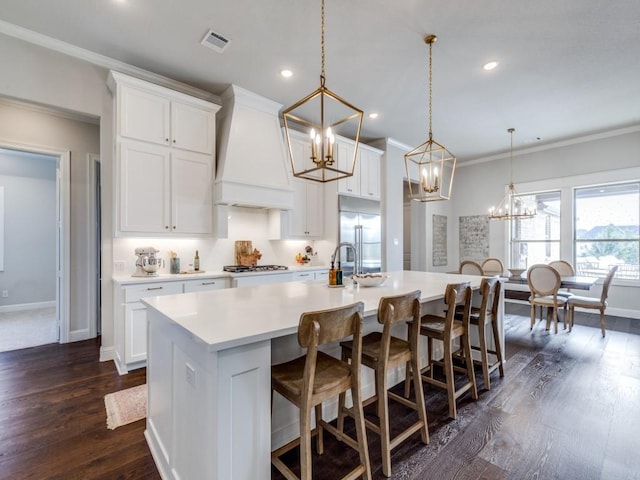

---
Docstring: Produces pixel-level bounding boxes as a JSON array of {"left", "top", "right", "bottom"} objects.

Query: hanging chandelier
[
  {"left": 282, "top": 0, "right": 363, "bottom": 183},
  {"left": 405, "top": 34, "right": 456, "bottom": 202},
  {"left": 488, "top": 128, "right": 537, "bottom": 220}
]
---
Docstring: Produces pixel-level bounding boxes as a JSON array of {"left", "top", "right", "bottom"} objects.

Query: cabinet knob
[
  {"left": 165, "top": 138, "right": 169, "bottom": 142},
  {"left": 172, "top": 226, "right": 176, "bottom": 229},
  {"left": 165, "top": 226, "right": 169, "bottom": 229},
  {"left": 173, "top": 139, "right": 176, "bottom": 144}
]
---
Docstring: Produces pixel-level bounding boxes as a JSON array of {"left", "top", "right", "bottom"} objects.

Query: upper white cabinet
[
  {"left": 108, "top": 71, "right": 221, "bottom": 235},
  {"left": 337, "top": 137, "right": 382, "bottom": 200},
  {"left": 118, "top": 79, "right": 215, "bottom": 154},
  {"left": 290, "top": 177, "right": 323, "bottom": 237},
  {"left": 270, "top": 129, "right": 324, "bottom": 239}
]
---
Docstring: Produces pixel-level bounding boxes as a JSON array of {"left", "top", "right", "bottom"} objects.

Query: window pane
[
  {"left": 511, "top": 241, "right": 560, "bottom": 269},
  {"left": 575, "top": 241, "right": 639, "bottom": 279},
  {"left": 575, "top": 183, "right": 640, "bottom": 280},
  {"left": 509, "top": 191, "right": 561, "bottom": 268}
]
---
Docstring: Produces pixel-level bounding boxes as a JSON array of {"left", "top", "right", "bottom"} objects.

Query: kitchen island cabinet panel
[{"left": 143, "top": 271, "right": 500, "bottom": 479}]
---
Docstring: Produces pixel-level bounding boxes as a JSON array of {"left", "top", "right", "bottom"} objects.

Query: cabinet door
[
  {"left": 360, "top": 148, "right": 381, "bottom": 199},
  {"left": 171, "top": 150, "right": 214, "bottom": 234},
  {"left": 171, "top": 101, "right": 215, "bottom": 154},
  {"left": 119, "top": 140, "right": 171, "bottom": 233},
  {"left": 304, "top": 180, "right": 323, "bottom": 237},
  {"left": 124, "top": 301, "right": 148, "bottom": 364},
  {"left": 337, "top": 140, "right": 360, "bottom": 196},
  {"left": 314, "top": 270, "right": 329, "bottom": 282},
  {"left": 119, "top": 85, "right": 171, "bottom": 146},
  {"left": 289, "top": 178, "right": 308, "bottom": 236}
]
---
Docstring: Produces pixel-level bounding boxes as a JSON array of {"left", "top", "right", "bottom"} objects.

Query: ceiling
[{"left": 1, "top": 0, "right": 639, "bottom": 161}]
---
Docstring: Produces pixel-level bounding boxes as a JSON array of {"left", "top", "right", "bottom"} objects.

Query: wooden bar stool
[
  {"left": 337, "top": 290, "right": 429, "bottom": 478},
  {"left": 455, "top": 277, "right": 504, "bottom": 390},
  {"left": 415, "top": 282, "right": 478, "bottom": 419},
  {"left": 271, "top": 302, "right": 371, "bottom": 480}
]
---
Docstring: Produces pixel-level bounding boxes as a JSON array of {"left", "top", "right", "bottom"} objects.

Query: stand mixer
[{"left": 132, "top": 246, "right": 164, "bottom": 277}]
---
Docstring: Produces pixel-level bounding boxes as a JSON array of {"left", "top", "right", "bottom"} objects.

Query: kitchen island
[{"left": 142, "top": 270, "right": 497, "bottom": 480}]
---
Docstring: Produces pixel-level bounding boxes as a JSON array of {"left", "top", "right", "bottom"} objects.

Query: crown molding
[
  {"left": 0, "top": 96, "right": 99, "bottom": 125},
  {"left": 460, "top": 124, "right": 640, "bottom": 168},
  {"left": 0, "top": 19, "right": 221, "bottom": 105}
]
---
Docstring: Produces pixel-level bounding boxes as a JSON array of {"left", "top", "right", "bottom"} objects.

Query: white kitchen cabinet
[
  {"left": 337, "top": 139, "right": 360, "bottom": 196},
  {"left": 290, "top": 178, "right": 323, "bottom": 238},
  {"left": 183, "top": 277, "right": 231, "bottom": 292},
  {"left": 292, "top": 269, "right": 329, "bottom": 282},
  {"left": 270, "top": 130, "right": 324, "bottom": 239},
  {"left": 233, "top": 273, "right": 294, "bottom": 288},
  {"left": 115, "top": 276, "right": 230, "bottom": 374},
  {"left": 108, "top": 71, "right": 220, "bottom": 236},
  {"left": 115, "top": 74, "right": 215, "bottom": 155},
  {"left": 337, "top": 138, "right": 382, "bottom": 200},
  {"left": 119, "top": 140, "right": 213, "bottom": 234},
  {"left": 360, "top": 147, "right": 381, "bottom": 199}
]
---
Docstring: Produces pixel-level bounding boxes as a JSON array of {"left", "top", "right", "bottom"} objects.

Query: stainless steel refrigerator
[{"left": 338, "top": 196, "right": 382, "bottom": 276}]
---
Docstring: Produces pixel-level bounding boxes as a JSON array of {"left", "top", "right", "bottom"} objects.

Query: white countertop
[{"left": 142, "top": 270, "right": 482, "bottom": 352}]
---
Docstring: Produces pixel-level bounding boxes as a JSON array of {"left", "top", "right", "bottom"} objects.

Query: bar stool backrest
[{"left": 298, "top": 302, "right": 364, "bottom": 348}]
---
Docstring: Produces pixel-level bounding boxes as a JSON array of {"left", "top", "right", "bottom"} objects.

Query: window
[
  {"left": 574, "top": 183, "right": 640, "bottom": 280},
  {"left": 510, "top": 191, "right": 561, "bottom": 269}
]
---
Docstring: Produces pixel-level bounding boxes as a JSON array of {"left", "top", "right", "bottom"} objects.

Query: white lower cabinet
[
  {"left": 115, "top": 277, "right": 231, "bottom": 374},
  {"left": 292, "top": 269, "right": 329, "bottom": 282},
  {"left": 233, "top": 273, "right": 294, "bottom": 288}
]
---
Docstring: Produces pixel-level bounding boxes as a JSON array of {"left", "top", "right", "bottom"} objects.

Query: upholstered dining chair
[
  {"left": 459, "top": 260, "right": 483, "bottom": 276},
  {"left": 481, "top": 258, "right": 505, "bottom": 276},
  {"left": 271, "top": 302, "right": 371, "bottom": 480},
  {"left": 527, "top": 264, "right": 568, "bottom": 334},
  {"left": 567, "top": 265, "right": 618, "bottom": 337},
  {"left": 548, "top": 260, "right": 576, "bottom": 297}
]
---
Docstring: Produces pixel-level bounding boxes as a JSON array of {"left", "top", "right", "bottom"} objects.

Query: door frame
[{"left": 0, "top": 139, "right": 70, "bottom": 343}]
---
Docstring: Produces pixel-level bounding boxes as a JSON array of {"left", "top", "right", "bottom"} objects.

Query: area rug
[{"left": 104, "top": 384, "right": 147, "bottom": 430}]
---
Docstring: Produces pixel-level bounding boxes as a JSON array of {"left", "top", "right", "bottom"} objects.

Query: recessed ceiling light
[
  {"left": 523, "top": 136, "right": 542, "bottom": 144},
  {"left": 368, "top": 113, "right": 379, "bottom": 119},
  {"left": 280, "top": 69, "right": 293, "bottom": 78},
  {"left": 483, "top": 61, "right": 499, "bottom": 71}
]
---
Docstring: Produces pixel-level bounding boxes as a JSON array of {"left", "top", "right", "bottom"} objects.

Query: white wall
[
  {"left": 0, "top": 34, "right": 108, "bottom": 341},
  {"left": 0, "top": 150, "right": 56, "bottom": 305},
  {"left": 449, "top": 128, "right": 640, "bottom": 318}
]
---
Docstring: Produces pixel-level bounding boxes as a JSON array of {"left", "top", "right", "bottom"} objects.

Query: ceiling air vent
[{"left": 201, "top": 29, "right": 231, "bottom": 53}]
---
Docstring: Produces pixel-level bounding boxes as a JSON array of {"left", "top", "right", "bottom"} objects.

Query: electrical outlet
[
  {"left": 1, "top": 290, "right": 8, "bottom": 298},
  {"left": 185, "top": 363, "right": 196, "bottom": 387},
  {"left": 114, "top": 261, "right": 126, "bottom": 272}
]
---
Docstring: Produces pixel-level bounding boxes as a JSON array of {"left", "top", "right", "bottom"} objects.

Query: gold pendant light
[
  {"left": 405, "top": 35, "right": 456, "bottom": 202},
  {"left": 282, "top": 0, "right": 363, "bottom": 183},
  {"left": 488, "top": 128, "right": 537, "bottom": 220}
]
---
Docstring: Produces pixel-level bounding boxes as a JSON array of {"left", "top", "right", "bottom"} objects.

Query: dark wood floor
[{"left": 1, "top": 305, "right": 638, "bottom": 479}]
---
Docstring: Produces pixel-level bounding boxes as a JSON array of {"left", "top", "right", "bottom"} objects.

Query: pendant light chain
[
  {"left": 508, "top": 127, "right": 515, "bottom": 187},
  {"left": 320, "top": 0, "right": 325, "bottom": 85},
  {"left": 428, "top": 38, "right": 433, "bottom": 141}
]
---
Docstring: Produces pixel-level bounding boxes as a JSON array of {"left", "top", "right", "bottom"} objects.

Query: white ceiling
[{"left": 1, "top": 0, "right": 639, "bottom": 161}]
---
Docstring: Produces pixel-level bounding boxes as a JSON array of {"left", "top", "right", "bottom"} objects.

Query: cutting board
[{"left": 235, "top": 240, "right": 253, "bottom": 266}]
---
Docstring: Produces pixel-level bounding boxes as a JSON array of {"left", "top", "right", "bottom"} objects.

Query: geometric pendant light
[
  {"left": 282, "top": 0, "right": 363, "bottom": 183},
  {"left": 405, "top": 34, "right": 456, "bottom": 201}
]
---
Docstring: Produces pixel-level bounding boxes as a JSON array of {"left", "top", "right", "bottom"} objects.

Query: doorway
[{"left": 0, "top": 144, "right": 70, "bottom": 350}]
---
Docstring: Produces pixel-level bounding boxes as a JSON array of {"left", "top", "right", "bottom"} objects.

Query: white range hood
[{"left": 215, "top": 84, "right": 293, "bottom": 210}]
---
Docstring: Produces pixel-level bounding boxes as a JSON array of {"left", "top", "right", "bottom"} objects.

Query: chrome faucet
[{"left": 331, "top": 242, "right": 361, "bottom": 275}]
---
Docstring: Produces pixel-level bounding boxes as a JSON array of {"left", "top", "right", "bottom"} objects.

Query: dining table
[{"left": 502, "top": 273, "right": 599, "bottom": 300}]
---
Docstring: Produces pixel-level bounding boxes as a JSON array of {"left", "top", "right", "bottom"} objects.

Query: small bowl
[
  {"left": 353, "top": 274, "right": 388, "bottom": 287},
  {"left": 508, "top": 268, "right": 526, "bottom": 278}
]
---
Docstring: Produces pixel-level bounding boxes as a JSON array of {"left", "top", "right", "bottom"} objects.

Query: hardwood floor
[{"left": 1, "top": 305, "right": 638, "bottom": 479}]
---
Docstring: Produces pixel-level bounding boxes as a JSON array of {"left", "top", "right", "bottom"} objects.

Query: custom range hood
[{"left": 215, "top": 84, "right": 293, "bottom": 210}]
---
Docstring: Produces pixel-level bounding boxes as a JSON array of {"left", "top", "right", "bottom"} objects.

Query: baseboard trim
[
  {"left": 506, "top": 299, "right": 640, "bottom": 320},
  {"left": 69, "top": 328, "right": 91, "bottom": 342},
  {"left": 0, "top": 301, "right": 56, "bottom": 313},
  {"left": 100, "top": 345, "right": 115, "bottom": 362}
]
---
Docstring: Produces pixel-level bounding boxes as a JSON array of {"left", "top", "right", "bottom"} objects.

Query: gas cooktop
[{"left": 223, "top": 265, "right": 288, "bottom": 273}]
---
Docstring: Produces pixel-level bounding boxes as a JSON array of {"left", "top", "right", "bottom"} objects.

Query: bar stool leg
[
  {"left": 377, "top": 365, "right": 392, "bottom": 477},
  {"left": 351, "top": 383, "right": 372, "bottom": 480},
  {"left": 443, "top": 339, "right": 456, "bottom": 419},
  {"left": 478, "top": 321, "right": 490, "bottom": 390},
  {"left": 490, "top": 316, "right": 505, "bottom": 378},
  {"left": 315, "top": 404, "right": 324, "bottom": 455},
  {"left": 300, "top": 408, "right": 313, "bottom": 480},
  {"left": 462, "top": 332, "right": 478, "bottom": 401}
]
